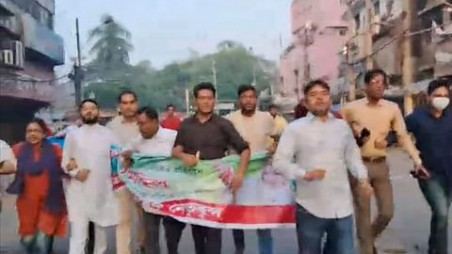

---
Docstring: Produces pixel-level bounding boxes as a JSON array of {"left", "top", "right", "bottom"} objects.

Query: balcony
[
  {"left": 21, "top": 13, "right": 64, "bottom": 66},
  {"left": 0, "top": 74, "right": 53, "bottom": 103},
  {"left": 0, "top": 14, "right": 19, "bottom": 37}
]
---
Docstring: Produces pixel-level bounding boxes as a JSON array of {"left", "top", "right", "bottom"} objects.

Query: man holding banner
[
  {"left": 171, "top": 82, "right": 251, "bottom": 254},
  {"left": 226, "top": 84, "right": 276, "bottom": 254},
  {"left": 107, "top": 90, "right": 144, "bottom": 254},
  {"left": 273, "top": 80, "right": 372, "bottom": 254},
  {"left": 122, "top": 106, "right": 177, "bottom": 254}
]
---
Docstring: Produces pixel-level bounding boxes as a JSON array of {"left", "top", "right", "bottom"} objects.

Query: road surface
[{"left": 1, "top": 149, "right": 450, "bottom": 253}]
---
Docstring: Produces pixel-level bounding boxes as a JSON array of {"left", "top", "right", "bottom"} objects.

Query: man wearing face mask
[{"left": 405, "top": 79, "right": 452, "bottom": 254}]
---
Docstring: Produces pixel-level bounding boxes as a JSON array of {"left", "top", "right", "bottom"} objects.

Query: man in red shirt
[{"left": 161, "top": 104, "right": 182, "bottom": 131}]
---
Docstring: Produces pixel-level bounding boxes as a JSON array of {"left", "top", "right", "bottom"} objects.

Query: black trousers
[
  {"left": 85, "top": 222, "right": 95, "bottom": 254},
  {"left": 163, "top": 217, "right": 186, "bottom": 254},
  {"left": 162, "top": 217, "right": 222, "bottom": 254},
  {"left": 143, "top": 213, "right": 163, "bottom": 254},
  {"left": 232, "top": 229, "right": 245, "bottom": 252},
  {"left": 191, "top": 225, "right": 222, "bottom": 254}
]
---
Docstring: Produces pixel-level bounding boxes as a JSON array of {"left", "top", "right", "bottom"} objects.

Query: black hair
[
  {"left": 268, "top": 104, "right": 278, "bottom": 110},
  {"left": 193, "top": 82, "right": 216, "bottom": 98},
  {"left": 137, "top": 106, "right": 159, "bottom": 121},
  {"left": 427, "top": 79, "right": 451, "bottom": 95},
  {"left": 118, "top": 90, "right": 138, "bottom": 103},
  {"left": 364, "top": 69, "right": 387, "bottom": 85},
  {"left": 304, "top": 79, "right": 330, "bottom": 95},
  {"left": 27, "top": 118, "right": 49, "bottom": 134},
  {"left": 79, "top": 99, "right": 99, "bottom": 111},
  {"left": 166, "top": 104, "right": 175, "bottom": 109},
  {"left": 237, "top": 84, "right": 257, "bottom": 97}
]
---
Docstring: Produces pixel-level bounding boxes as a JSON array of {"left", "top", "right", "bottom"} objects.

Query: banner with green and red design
[{"left": 111, "top": 149, "right": 296, "bottom": 229}]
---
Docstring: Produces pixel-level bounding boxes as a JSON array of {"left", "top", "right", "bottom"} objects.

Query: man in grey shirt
[{"left": 273, "top": 80, "right": 372, "bottom": 254}]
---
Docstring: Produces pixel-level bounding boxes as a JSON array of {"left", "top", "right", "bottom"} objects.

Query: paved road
[{"left": 1, "top": 149, "right": 450, "bottom": 254}]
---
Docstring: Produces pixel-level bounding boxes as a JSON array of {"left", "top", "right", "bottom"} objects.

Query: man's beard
[
  {"left": 82, "top": 116, "right": 99, "bottom": 125},
  {"left": 241, "top": 106, "right": 256, "bottom": 116}
]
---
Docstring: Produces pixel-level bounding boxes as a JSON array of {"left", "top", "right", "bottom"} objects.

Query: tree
[
  {"left": 88, "top": 14, "right": 133, "bottom": 68},
  {"left": 84, "top": 39, "right": 277, "bottom": 112}
]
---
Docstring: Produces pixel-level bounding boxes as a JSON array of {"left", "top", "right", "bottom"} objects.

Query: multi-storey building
[
  {"left": 343, "top": 0, "right": 451, "bottom": 93},
  {"left": 276, "top": 0, "right": 350, "bottom": 110},
  {"left": 0, "top": 0, "right": 64, "bottom": 143}
]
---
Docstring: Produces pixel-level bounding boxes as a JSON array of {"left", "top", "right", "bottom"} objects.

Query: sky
[{"left": 55, "top": 0, "right": 293, "bottom": 70}]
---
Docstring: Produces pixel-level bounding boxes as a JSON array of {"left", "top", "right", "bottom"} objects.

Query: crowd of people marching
[{"left": 0, "top": 69, "right": 451, "bottom": 254}]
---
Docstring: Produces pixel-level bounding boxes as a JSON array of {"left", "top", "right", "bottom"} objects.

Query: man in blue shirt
[{"left": 405, "top": 79, "right": 452, "bottom": 254}]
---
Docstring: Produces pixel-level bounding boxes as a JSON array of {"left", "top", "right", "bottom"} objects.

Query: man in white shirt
[
  {"left": 122, "top": 106, "right": 177, "bottom": 254},
  {"left": 106, "top": 90, "right": 144, "bottom": 254},
  {"left": 273, "top": 80, "right": 372, "bottom": 254},
  {"left": 62, "top": 99, "right": 120, "bottom": 254},
  {"left": 225, "top": 85, "right": 275, "bottom": 254},
  {"left": 0, "top": 139, "right": 16, "bottom": 213}
]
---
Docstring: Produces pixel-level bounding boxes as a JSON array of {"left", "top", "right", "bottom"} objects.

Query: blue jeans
[
  {"left": 20, "top": 231, "right": 53, "bottom": 254},
  {"left": 419, "top": 173, "right": 452, "bottom": 254},
  {"left": 232, "top": 229, "right": 273, "bottom": 254},
  {"left": 296, "top": 204, "right": 355, "bottom": 254}
]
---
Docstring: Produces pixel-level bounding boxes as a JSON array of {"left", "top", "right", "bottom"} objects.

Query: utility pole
[
  {"left": 73, "top": 18, "right": 83, "bottom": 106},
  {"left": 364, "top": 0, "right": 374, "bottom": 70},
  {"left": 302, "top": 25, "right": 312, "bottom": 95},
  {"left": 402, "top": 0, "right": 417, "bottom": 115},
  {"left": 344, "top": 43, "right": 356, "bottom": 101},
  {"left": 185, "top": 88, "right": 190, "bottom": 115},
  {"left": 211, "top": 59, "right": 217, "bottom": 101}
]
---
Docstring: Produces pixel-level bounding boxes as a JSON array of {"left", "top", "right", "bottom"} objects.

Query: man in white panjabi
[
  {"left": 0, "top": 139, "right": 16, "bottom": 213},
  {"left": 62, "top": 99, "right": 119, "bottom": 254}
]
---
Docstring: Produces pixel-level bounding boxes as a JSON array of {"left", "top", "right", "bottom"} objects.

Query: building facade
[
  {"left": 0, "top": 0, "right": 64, "bottom": 143},
  {"left": 276, "top": 0, "right": 350, "bottom": 110},
  {"left": 343, "top": 0, "right": 451, "bottom": 95}
]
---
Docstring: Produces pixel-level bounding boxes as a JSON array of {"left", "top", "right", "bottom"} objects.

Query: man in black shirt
[{"left": 166, "top": 82, "right": 250, "bottom": 254}]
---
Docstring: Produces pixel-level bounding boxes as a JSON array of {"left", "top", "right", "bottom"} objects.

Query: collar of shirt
[
  {"left": 305, "top": 112, "right": 335, "bottom": 122},
  {"left": 364, "top": 97, "right": 383, "bottom": 107},
  {"left": 188, "top": 113, "right": 218, "bottom": 124},
  {"left": 120, "top": 116, "right": 137, "bottom": 124},
  {"left": 142, "top": 127, "right": 165, "bottom": 141},
  {"left": 420, "top": 106, "right": 450, "bottom": 119}
]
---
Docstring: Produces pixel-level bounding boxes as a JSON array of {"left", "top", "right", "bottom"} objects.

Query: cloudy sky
[{"left": 55, "top": 0, "right": 293, "bottom": 69}]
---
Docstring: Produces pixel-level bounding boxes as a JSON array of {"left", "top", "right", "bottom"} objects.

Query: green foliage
[
  {"left": 88, "top": 14, "right": 133, "bottom": 68},
  {"left": 84, "top": 21, "right": 277, "bottom": 111}
]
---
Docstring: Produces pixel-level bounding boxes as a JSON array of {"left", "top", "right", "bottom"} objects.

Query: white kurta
[{"left": 62, "top": 124, "right": 119, "bottom": 227}]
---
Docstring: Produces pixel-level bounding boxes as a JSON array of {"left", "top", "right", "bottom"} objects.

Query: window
[
  {"left": 374, "top": 1, "right": 380, "bottom": 15},
  {"left": 354, "top": 14, "right": 360, "bottom": 30},
  {"left": 10, "top": 0, "right": 54, "bottom": 30}
]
